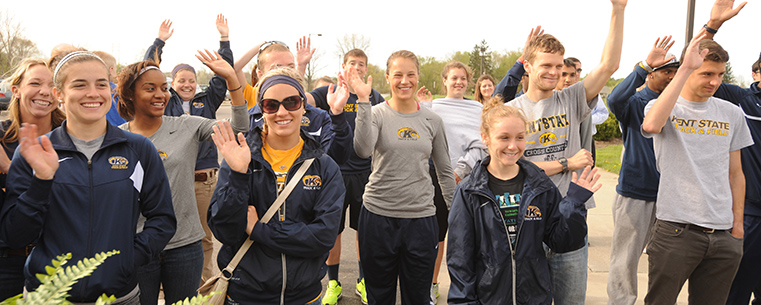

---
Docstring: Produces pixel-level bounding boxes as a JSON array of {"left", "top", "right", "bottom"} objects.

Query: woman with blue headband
[
  {"left": 116, "top": 49, "right": 248, "bottom": 305},
  {"left": 0, "top": 48, "right": 176, "bottom": 304},
  {"left": 209, "top": 67, "right": 346, "bottom": 304}
]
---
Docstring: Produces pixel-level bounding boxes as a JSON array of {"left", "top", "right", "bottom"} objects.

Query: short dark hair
[
  {"left": 563, "top": 58, "right": 576, "bottom": 68},
  {"left": 752, "top": 55, "right": 761, "bottom": 73},
  {"left": 344, "top": 49, "right": 368, "bottom": 64},
  {"left": 680, "top": 39, "right": 729, "bottom": 64}
]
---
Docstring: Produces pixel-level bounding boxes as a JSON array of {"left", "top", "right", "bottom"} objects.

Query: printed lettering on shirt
[
  {"left": 670, "top": 115, "right": 730, "bottom": 136},
  {"left": 192, "top": 102, "right": 204, "bottom": 109},
  {"left": 526, "top": 114, "right": 570, "bottom": 135},
  {"left": 301, "top": 116, "right": 311, "bottom": 127},
  {"left": 302, "top": 175, "right": 322, "bottom": 190},
  {"left": 496, "top": 192, "right": 521, "bottom": 245},
  {"left": 108, "top": 156, "right": 129, "bottom": 169},
  {"left": 343, "top": 103, "right": 356, "bottom": 113},
  {"left": 397, "top": 127, "right": 419, "bottom": 140}
]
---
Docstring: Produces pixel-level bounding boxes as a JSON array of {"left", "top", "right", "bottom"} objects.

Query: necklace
[{"left": 263, "top": 143, "right": 299, "bottom": 171}]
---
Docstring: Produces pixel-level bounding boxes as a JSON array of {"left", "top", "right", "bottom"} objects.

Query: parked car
[{"left": 0, "top": 79, "right": 12, "bottom": 110}]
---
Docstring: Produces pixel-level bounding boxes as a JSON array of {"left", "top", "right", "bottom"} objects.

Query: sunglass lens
[
  {"left": 262, "top": 99, "right": 279, "bottom": 113},
  {"left": 282, "top": 96, "right": 302, "bottom": 111}
]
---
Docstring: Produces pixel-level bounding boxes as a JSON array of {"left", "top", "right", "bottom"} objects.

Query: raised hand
[
  {"left": 158, "top": 19, "right": 174, "bottom": 42},
  {"left": 610, "top": 0, "right": 627, "bottom": 9},
  {"left": 18, "top": 123, "right": 58, "bottom": 180},
  {"left": 196, "top": 49, "right": 235, "bottom": 79},
  {"left": 216, "top": 14, "right": 229, "bottom": 38},
  {"left": 296, "top": 36, "right": 316, "bottom": 67},
  {"left": 710, "top": 0, "right": 746, "bottom": 24},
  {"left": 327, "top": 73, "right": 350, "bottom": 115},
  {"left": 245, "top": 205, "right": 260, "bottom": 236},
  {"left": 521, "top": 25, "right": 544, "bottom": 60},
  {"left": 645, "top": 35, "right": 676, "bottom": 68},
  {"left": 346, "top": 68, "right": 372, "bottom": 100},
  {"left": 682, "top": 28, "right": 710, "bottom": 71},
  {"left": 416, "top": 86, "right": 432, "bottom": 102},
  {"left": 568, "top": 149, "right": 594, "bottom": 171},
  {"left": 571, "top": 166, "right": 602, "bottom": 193},
  {"left": 211, "top": 120, "right": 251, "bottom": 174}
]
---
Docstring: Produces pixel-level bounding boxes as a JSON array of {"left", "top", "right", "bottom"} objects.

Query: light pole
[{"left": 685, "top": 0, "right": 696, "bottom": 49}]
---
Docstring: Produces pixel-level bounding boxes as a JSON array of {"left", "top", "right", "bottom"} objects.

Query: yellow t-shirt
[
  {"left": 262, "top": 139, "right": 304, "bottom": 221},
  {"left": 244, "top": 83, "right": 257, "bottom": 109}
]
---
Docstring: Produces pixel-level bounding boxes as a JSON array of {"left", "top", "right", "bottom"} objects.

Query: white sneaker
[{"left": 430, "top": 283, "right": 439, "bottom": 305}]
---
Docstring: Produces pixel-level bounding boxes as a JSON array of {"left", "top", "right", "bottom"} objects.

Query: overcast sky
[{"left": 5, "top": 0, "right": 758, "bottom": 85}]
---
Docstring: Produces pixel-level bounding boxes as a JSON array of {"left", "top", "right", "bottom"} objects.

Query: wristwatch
[{"left": 558, "top": 157, "right": 569, "bottom": 173}]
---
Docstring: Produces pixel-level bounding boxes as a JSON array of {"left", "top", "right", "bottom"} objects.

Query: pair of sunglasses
[{"left": 261, "top": 95, "right": 303, "bottom": 114}]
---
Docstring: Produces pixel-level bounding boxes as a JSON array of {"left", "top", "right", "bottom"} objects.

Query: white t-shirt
[{"left": 643, "top": 96, "right": 753, "bottom": 229}]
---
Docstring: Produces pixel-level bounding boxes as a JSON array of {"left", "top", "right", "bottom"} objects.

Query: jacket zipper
[
  {"left": 277, "top": 160, "right": 302, "bottom": 305},
  {"left": 479, "top": 188, "right": 533, "bottom": 305},
  {"left": 78, "top": 158, "right": 94, "bottom": 298}
]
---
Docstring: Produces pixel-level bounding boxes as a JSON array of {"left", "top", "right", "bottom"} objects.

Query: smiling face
[
  {"left": 342, "top": 56, "right": 368, "bottom": 79},
  {"left": 11, "top": 64, "right": 57, "bottom": 120},
  {"left": 684, "top": 60, "right": 725, "bottom": 102},
  {"left": 263, "top": 83, "right": 303, "bottom": 143},
  {"left": 444, "top": 67, "right": 468, "bottom": 99},
  {"left": 526, "top": 51, "right": 564, "bottom": 93},
  {"left": 172, "top": 70, "right": 197, "bottom": 101},
  {"left": 54, "top": 60, "right": 111, "bottom": 127},
  {"left": 133, "top": 69, "right": 169, "bottom": 119},
  {"left": 479, "top": 79, "right": 495, "bottom": 99},
  {"left": 482, "top": 115, "right": 526, "bottom": 170},
  {"left": 385, "top": 57, "right": 419, "bottom": 101},
  {"left": 555, "top": 65, "right": 578, "bottom": 90}
]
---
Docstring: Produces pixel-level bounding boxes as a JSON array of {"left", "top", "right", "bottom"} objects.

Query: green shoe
[
  {"left": 355, "top": 278, "right": 368, "bottom": 305},
  {"left": 322, "top": 280, "right": 342, "bottom": 305}
]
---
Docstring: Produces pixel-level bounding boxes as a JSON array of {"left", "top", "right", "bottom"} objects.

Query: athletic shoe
[
  {"left": 322, "top": 280, "right": 342, "bottom": 305},
  {"left": 430, "top": 283, "right": 439, "bottom": 304},
  {"left": 355, "top": 278, "right": 368, "bottom": 305}
]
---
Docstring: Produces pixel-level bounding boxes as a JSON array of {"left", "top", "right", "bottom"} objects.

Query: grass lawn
[{"left": 595, "top": 143, "right": 623, "bottom": 175}]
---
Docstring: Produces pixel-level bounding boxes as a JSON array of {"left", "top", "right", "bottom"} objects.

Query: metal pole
[{"left": 685, "top": 0, "right": 696, "bottom": 49}]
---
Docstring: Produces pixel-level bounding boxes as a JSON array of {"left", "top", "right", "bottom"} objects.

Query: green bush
[{"left": 594, "top": 112, "right": 622, "bottom": 141}]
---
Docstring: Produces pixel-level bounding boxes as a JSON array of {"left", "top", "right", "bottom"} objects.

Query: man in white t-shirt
[{"left": 641, "top": 32, "right": 753, "bottom": 305}]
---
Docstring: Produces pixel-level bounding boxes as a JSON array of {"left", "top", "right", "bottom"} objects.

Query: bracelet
[
  {"left": 221, "top": 35, "right": 229, "bottom": 39},
  {"left": 703, "top": 24, "right": 718, "bottom": 34},
  {"left": 639, "top": 61, "right": 653, "bottom": 73},
  {"left": 228, "top": 85, "right": 242, "bottom": 92}
]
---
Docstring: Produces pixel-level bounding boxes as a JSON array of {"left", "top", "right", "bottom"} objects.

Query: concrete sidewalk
[{"left": 319, "top": 169, "right": 692, "bottom": 304}]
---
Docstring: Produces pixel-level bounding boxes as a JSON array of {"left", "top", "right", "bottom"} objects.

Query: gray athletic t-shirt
[
  {"left": 507, "top": 81, "right": 596, "bottom": 208},
  {"left": 643, "top": 96, "right": 753, "bottom": 229}
]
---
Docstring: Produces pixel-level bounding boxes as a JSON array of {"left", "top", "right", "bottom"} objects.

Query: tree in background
[
  {"left": 468, "top": 40, "right": 493, "bottom": 78},
  {"left": 305, "top": 50, "right": 327, "bottom": 91},
  {"left": 367, "top": 63, "right": 389, "bottom": 94},
  {"left": 0, "top": 10, "right": 40, "bottom": 76},
  {"left": 723, "top": 61, "right": 738, "bottom": 85},
  {"left": 419, "top": 56, "right": 447, "bottom": 96},
  {"left": 335, "top": 33, "right": 371, "bottom": 59}
]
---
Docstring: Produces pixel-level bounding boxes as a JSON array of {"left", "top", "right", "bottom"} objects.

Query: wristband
[
  {"left": 703, "top": 24, "right": 718, "bottom": 34},
  {"left": 639, "top": 61, "right": 654, "bottom": 73},
  {"left": 221, "top": 35, "right": 229, "bottom": 38},
  {"left": 228, "top": 85, "right": 242, "bottom": 92}
]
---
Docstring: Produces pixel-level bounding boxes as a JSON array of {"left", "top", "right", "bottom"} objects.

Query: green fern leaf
[
  {"left": 22, "top": 250, "right": 119, "bottom": 305},
  {"left": 94, "top": 294, "right": 116, "bottom": 305}
]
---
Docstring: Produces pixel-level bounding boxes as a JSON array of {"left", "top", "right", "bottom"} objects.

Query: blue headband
[
  {"left": 171, "top": 64, "right": 195, "bottom": 78},
  {"left": 257, "top": 75, "right": 306, "bottom": 104}
]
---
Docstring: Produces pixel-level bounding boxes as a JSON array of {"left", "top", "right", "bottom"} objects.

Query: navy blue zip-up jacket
[
  {"left": 714, "top": 82, "right": 761, "bottom": 216},
  {"left": 447, "top": 157, "right": 590, "bottom": 305},
  {"left": 606, "top": 65, "right": 660, "bottom": 201},
  {"left": 145, "top": 38, "right": 233, "bottom": 170},
  {"left": 208, "top": 128, "right": 344, "bottom": 304},
  {"left": 248, "top": 102, "right": 351, "bottom": 164},
  {"left": 0, "top": 122, "right": 176, "bottom": 302},
  {"left": 494, "top": 61, "right": 524, "bottom": 103}
]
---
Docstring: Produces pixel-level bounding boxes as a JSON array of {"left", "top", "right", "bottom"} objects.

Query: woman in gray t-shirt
[{"left": 349, "top": 50, "right": 456, "bottom": 304}]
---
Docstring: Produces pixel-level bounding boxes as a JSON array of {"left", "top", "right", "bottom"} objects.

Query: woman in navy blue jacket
[
  {"left": 446, "top": 97, "right": 600, "bottom": 305},
  {"left": 0, "top": 49, "right": 175, "bottom": 303},
  {"left": 209, "top": 67, "right": 346, "bottom": 304}
]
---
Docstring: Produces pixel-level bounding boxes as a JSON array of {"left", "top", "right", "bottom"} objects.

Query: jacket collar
[
  {"left": 463, "top": 156, "right": 555, "bottom": 196},
  {"left": 49, "top": 120, "right": 129, "bottom": 152},
  {"left": 245, "top": 125, "right": 324, "bottom": 162}
]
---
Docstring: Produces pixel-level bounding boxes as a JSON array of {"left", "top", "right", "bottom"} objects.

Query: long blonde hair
[{"left": 2, "top": 58, "right": 66, "bottom": 146}]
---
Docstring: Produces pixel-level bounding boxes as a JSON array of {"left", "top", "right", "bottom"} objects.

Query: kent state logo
[
  {"left": 192, "top": 102, "right": 204, "bottom": 109},
  {"left": 301, "top": 116, "right": 311, "bottom": 127},
  {"left": 302, "top": 175, "right": 322, "bottom": 190},
  {"left": 157, "top": 150, "right": 167, "bottom": 160},
  {"left": 397, "top": 128, "right": 419, "bottom": 140},
  {"left": 538, "top": 132, "right": 557, "bottom": 145},
  {"left": 525, "top": 205, "right": 542, "bottom": 221},
  {"left": 108, "top": 156, "right": 129, "bottom": 169}
]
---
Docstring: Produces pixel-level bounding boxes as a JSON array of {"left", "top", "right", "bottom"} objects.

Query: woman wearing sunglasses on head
[
  {"left": 116, "top": 49, "right": 248, "bottom": 305},
  {"left": 209, "top": 67, "right": 346, "bottom": 305}
]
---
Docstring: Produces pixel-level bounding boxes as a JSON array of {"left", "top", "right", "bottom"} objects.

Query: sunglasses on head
[
  {"left": 261, "top": 95, "right": 303, "bottom": 114},
  {"left": 259, "top": 41, "right": 289, "bottom": 53}
]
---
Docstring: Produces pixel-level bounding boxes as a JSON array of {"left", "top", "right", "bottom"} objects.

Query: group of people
[{"left": 0, "top": 0, "right": 759, "bottom": 304}]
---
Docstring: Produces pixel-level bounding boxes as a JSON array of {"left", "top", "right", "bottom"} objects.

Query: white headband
[
  {"left": 138, "top": 65, "right": 160, "bottom": 77},
  {"left": 52, "top": 51, "right": 106, "bottom": 83}
]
